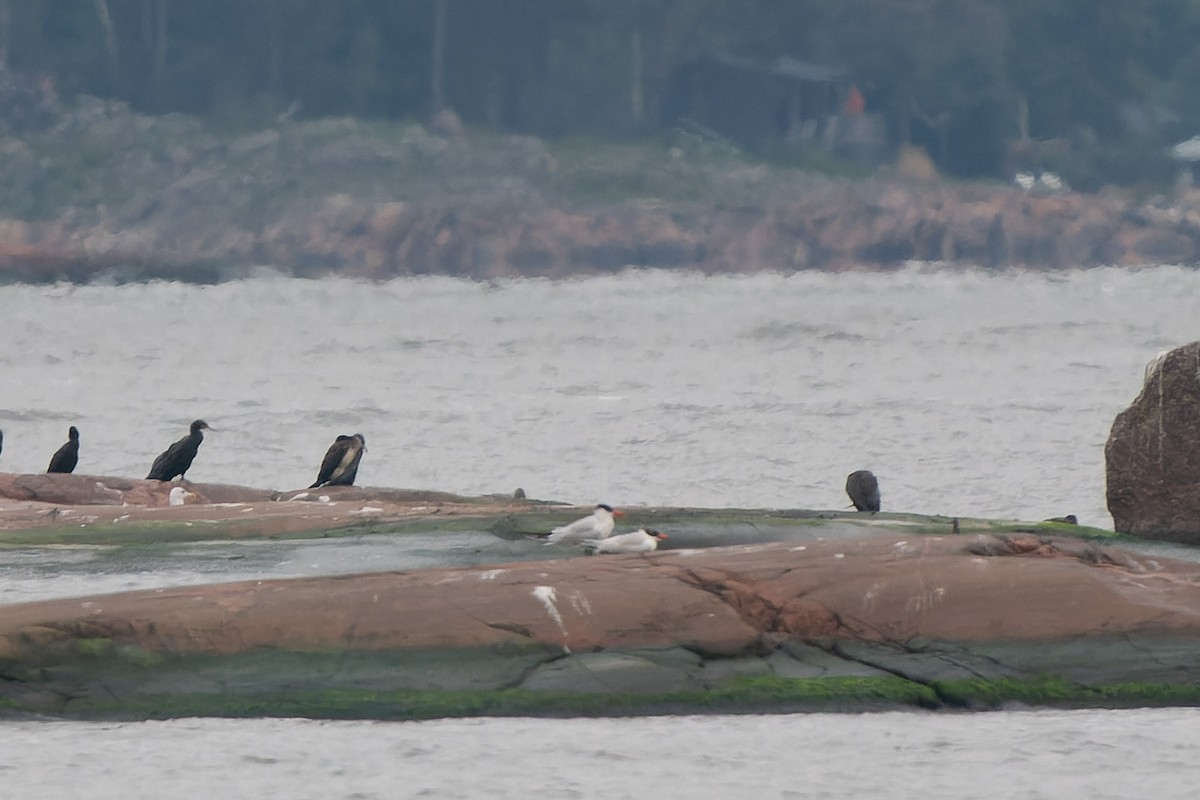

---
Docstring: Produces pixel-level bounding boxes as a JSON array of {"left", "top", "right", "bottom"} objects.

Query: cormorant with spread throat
[
  {"left": 47, "top": 425, "right": 80, "bottom": 473},
  {"left": 146, "top": 419, "right": 212, "bottom": 481},
  {"left": 310, "top": 433, "right": 366, "bottom": 488}
]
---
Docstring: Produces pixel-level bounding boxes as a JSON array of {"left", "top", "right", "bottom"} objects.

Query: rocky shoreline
[
  {"left": 2, "top": 473, "right": 1200, "bottom": 720},
  {"left": 2, "top": 96, "right": 1200, "bottom": 282}
]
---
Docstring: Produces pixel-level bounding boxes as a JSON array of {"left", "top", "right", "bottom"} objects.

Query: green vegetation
[
  {"left": 0, "top": 505, "right": 1111, "bottom": 547},
  {"left": 74, "top": 638, "right": 163, "bottom": 667},
  {"left": 3, "top": 1, "right": 1200, "bottom": 185},
  {"left": 993, "top": 520, "right": 1119, "bottom": 539},
  {"left": 42, "top": 674, "right": 1200, "bottom": 721},
  {"left": 0, "top": 517, "right": 390, "bottom": 547},
  {"left": 931, "top": 676, "right": 1200, "bottom": 709},
  {"left": 544, "top": 137, "right": 721, "bottom": 205},
  {"left": 63, "top": 676, "right": 936, "bottom": 720}
]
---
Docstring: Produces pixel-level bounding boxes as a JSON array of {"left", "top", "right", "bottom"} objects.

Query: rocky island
[{"left": 1, "top": 466, "right": 1199, "bottom": 721}]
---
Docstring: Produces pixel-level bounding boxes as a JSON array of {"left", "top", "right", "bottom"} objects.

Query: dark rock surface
[
  {"left": 0, "top": 472, "right": 279, "bottom": 507},
  {"left": 1106, "top": 341, "right": 1200, "bottom": 542},
  {"left": 0, "top": 471, "right": 532, "bottom": 539},
  {"left": 0, "top": 470, "right": 990, "bottom": 545}
]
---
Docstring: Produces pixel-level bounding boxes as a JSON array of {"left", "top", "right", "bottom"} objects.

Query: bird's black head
[
  {"left": 597, "top": 503, "right": 614, "bottom": 512},
  {"left": 191, "top": 419, "right": 211, "bottom": 433},
  {"left": 68, "top": 426, "right": 79, "bottom": 440}
]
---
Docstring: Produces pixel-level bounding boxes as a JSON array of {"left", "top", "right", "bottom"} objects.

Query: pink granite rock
[{"left": 2, "top": 534, "right": 1197, "bottom": 665}]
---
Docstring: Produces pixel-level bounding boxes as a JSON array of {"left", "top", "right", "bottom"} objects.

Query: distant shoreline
[{"left": 1, "top": 97, "right": 1200, "bottom": 284}]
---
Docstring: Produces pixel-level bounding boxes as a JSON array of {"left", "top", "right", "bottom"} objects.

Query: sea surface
[
  {"left": 2, "top": 265, "right": 1200, "bottom": 797},
  {"left": 3, "top": 709, "right": 1200, "bottom": 799},
  {"left": 4, "top": 265, "right": 1197, "bottom": 524}
]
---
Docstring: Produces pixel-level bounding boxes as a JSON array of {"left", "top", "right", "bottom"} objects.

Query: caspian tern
[
  {"left": 582, "top": 528, "right": 668, "bottom": 554},
  {"left": 544, "top": 503, "right": 624, "bottom": 545}
]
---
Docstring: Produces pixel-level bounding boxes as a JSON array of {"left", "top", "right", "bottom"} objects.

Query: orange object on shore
[{"left": 844, "top": 84, "right": 865, "bottom": 115}]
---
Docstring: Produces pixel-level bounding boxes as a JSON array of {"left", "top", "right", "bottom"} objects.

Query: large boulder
[{"left": 1106, "top": 342, "right": 1200, "bottom": 541}]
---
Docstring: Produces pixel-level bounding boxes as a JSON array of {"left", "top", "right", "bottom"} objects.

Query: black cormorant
[
  {"left": 310, "top": 433, "right": 366, "bottom": 488},
  {"left": 845, "top": 469, "right": 881, "bottom": 513},
  {"left": 146, "top": 419, "right": 212, "bottom": 481},
  {"left": 0, "top": 428, "right": 4, "bottom": 459},
  {"left": 47, "top": 425, "right": 79, "bottom": 473}
]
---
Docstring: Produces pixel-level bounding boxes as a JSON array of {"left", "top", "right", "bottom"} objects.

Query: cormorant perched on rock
[
  {"left": 0, "top": 428, "right": 4, "bottom": 459},
  {"left": 47, "top": 425, "right": 79, "bottom": 473},
  {"left": 310, "top": 433, "right": 366, "bottom": 488},
  {"left": 146, "top": 419, "right": 212, "bottom": 481},
  {"left": 846, "top": 469, "right": 881, "bottom": 513}
]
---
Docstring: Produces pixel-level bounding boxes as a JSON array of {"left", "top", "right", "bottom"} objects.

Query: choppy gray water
[
  {"left": 3, "top": 709, "right": 1200, "bottom": 799},
  {"left": 3, "top": 266, "right": 1197, "bottom": 525},
  {"left": 3, "top": 266, "right": 1200, "bottom": 796}
]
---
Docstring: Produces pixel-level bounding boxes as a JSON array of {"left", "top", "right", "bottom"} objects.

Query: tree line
[{"left": 4, "top": 0, "right": 1200, "bottom": 187}]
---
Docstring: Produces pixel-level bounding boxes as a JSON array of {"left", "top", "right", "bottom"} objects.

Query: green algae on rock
[{"left": 3, "top": 526, "right": 1200, "bottom": 720}]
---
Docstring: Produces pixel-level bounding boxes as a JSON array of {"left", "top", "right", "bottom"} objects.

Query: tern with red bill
[{"left": 583, "top": 528, "right": 668, "bottom": 554}]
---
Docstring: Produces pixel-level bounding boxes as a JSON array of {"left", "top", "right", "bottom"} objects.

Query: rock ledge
[{"left": 3, "top": 531, "right": 1200, "bottom": 719}]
